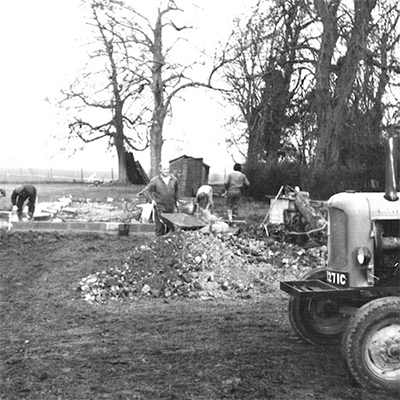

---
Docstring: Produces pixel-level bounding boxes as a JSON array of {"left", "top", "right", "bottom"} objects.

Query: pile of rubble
[
  {"left": 31, "top": 196, "right": 196, "bottom": 224},
  {"left": 56, "top": 199, "right": 141, "bottom": 223},
  {"left": 32, "top": 196, "right": 144, "bottom": 223},
  {"left": 77, "top": 229, "right": 327, "bottom": 303}
]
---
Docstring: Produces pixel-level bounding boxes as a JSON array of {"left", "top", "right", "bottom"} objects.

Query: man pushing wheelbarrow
[{"left": 143, "top": 161, "right": 180, "bottom": 236}]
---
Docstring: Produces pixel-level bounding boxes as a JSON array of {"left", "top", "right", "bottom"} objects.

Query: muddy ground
[
  {"left": 0, "top": 183, "right": 397, "bottom": 399},
  {"left": 1, "top": 228, "right": 397, "bottom": 400}
]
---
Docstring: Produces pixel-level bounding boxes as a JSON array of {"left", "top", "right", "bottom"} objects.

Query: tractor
[{"left": 280, "top": 134, "right": 400, "bottom": 393}]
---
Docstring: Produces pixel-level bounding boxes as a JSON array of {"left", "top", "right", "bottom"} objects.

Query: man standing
[
  {"left": 224, "top": 163, "right": 250, "bottom": 219},
  {"left": 144, "top": 162, "right": 180, "bottom": 236},
  {"left": 11, "top": 184, "right": 37, "bottom": 221}
]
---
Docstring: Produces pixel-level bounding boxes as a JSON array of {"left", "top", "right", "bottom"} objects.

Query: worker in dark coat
[
  {"left": 224, "top": 163, "right": 250, "bottom": 219},
  {"left": 11, "top": 184, "right": 37, "bottom": 221},
  {"left": 144, "top": 162, "right": 180, "bottom": 236}
]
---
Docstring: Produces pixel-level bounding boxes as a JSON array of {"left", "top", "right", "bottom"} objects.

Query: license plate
[{"left": 326, "top": 270, "right": 349, "bottom": 287}]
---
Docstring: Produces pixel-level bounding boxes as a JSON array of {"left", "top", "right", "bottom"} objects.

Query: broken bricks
[{"left": 77, "top": 230, "right": 327, "bottom": 303}]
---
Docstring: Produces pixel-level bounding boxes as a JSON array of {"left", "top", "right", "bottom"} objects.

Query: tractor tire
[
  {"left": 288, "top": 268, "right": 349, "bottom": 345},
  {"left": 341, "top": 297, "right": 400, "bottom": 393}
]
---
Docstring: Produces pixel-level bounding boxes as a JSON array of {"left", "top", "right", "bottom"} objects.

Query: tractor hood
[
  {"left": 329, "top": 191, "right": 400, "bottom": 221},
  {"left": 368, "top": 193, "right": 400, "bottom": 220}
]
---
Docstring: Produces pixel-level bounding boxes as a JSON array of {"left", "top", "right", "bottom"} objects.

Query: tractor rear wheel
[
  {"left": 288, "top": 268, "right": 349, "bottom": 345},
  {"left": 341, "top": 297, "right": 400, "bottom": 393}
]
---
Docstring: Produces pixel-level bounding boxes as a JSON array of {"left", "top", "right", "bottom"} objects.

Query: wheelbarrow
[{"left": 160, "top": 213, "right": 207, "bottom": 231}]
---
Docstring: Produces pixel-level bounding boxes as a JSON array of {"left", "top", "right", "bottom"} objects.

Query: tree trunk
[
  {"left": 264, "top": 125, "right": 281, "bottom": 167},
  {"left": 150, "top": 110, "right": 165, "bottom": 178},
  {"left": 246, "top": 107, "right": 263, "bottom": 168},
  {"left": 312, "top": 0, "right": 340, "bottom": 173},
  {"left": 150, "top": 8, "right": 166, "bottom": 178},
  {"left": 105, "top": 20, "right": 130, "bottom": 185},
  {"left": 313, "top": 0, "right": 377, "bottom": 175},
  {"left": 245, "top": 69, "right": 288, "bottom": 168},
  {"left": 294, "top": 192, "right": 326, "bottom": 230},
  {"left": 114, "top": 105, "right": 129, "bottom": 184},
  {"left": 116, "top": 145, "right": 129, "bottom": 184}
]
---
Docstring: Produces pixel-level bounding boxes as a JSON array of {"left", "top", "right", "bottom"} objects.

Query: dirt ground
[{"left": 0, "top": 184, "right": 397, "bottom": 400}]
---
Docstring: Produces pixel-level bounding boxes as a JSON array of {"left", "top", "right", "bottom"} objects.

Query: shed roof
[{"left": 169, "top": 155, "right": 210, "bottom": 168}]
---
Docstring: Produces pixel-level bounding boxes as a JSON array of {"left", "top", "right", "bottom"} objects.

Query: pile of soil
[
  {"left": 2, "top": 228, "right": 395, "bottom": 400},
  {"left": 77, "top": 229, "right": 327, "bottom": 303}
]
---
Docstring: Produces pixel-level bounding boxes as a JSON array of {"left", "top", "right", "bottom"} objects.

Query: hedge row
[{"left": 243, "top": 162, "right": 386, "bottom": 200}]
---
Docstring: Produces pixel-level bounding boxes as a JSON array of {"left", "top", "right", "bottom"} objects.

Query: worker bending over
[
  {"left": 11, "top": 184, "right": 37, "bottom": 221},
  {"left": 193, "top": 185, "right": 214, "bottom": 213}
]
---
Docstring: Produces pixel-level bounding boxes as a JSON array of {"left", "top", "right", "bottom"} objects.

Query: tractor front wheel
[
  {"left": 342, "top": 297, "right": 400, "bottom": 393},
  {"left": 288, "top": 268, "right": 349, "bottom": 345}
]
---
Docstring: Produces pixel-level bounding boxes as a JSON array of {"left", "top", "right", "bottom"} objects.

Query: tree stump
[{"left": 294, "top": 192, "right": 326, "bottom": 231}]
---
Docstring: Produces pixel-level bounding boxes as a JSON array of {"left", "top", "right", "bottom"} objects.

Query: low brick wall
[{"left": 10, "top": 221, "right": 155, "bottom": 234}]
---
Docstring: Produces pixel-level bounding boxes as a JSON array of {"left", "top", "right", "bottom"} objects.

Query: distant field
[
  {"left": 0, "top": 182, "right": 228, "bottom": 203},
  {"left": 0, "top": 167, "right": 114, "bottom": 184},
  {"left": 0, "top": 168, "right": 225, "bottom": 185},
  {"left": 0, "top": 182, "right": 147, "bottom": 204}
]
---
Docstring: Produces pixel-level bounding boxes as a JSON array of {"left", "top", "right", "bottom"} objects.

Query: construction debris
[
  {"left": 77, "top": 230, "right": 327, "bottom": 303},
  {"left": 263, "top": 186, "right": 327, "bottom": 239},
  {"left": 293, "top": 189, "right": 327, "bottom": 231}
]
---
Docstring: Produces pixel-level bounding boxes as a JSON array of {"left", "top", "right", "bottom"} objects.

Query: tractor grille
[{"left": 329, "top": 207, "right": 347, "bottom": 270}]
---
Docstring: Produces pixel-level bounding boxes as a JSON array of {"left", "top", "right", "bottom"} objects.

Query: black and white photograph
[{"left": 1, "top": 1, "right": 399, "bottom": 399}]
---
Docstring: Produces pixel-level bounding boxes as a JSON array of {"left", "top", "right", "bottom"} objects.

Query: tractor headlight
[{"left": 356, "top": 246, "right": 371, "bottom": 266}]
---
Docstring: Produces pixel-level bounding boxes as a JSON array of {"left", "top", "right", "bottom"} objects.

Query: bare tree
[
  {"left": 221, "top": 0, "right": 316, "bottom": 170},
  {"left": 222, "top": 0, "right": 400, "bottom": 193},
  {"left": 61, "top": 0, "right": 224, "bottom": 180},
  {"left": 61, "top": 0, "right": 150, "bottom": 184},
  {"left": 124, "top": 0, "right": 221, "bottom": 177},
  {"left": 311, "top": 0, "right": 400, "bottom": 184},
  {"left": 312, "top": 0, "right": 377, "bottom": 174},
  {"left": 336, "top": 1, "right": 400, "bottom": 179}
]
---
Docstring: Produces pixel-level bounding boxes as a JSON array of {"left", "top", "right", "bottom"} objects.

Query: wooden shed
[{"left": 169, "top": 155, "right": 210, "bottom": 197}]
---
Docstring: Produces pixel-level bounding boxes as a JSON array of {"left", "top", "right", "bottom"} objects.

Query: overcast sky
[{"left": 0, "top": 0, "right": 255, "bottom": 177}]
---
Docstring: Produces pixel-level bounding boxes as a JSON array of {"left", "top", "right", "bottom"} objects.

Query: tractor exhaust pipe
[{"left": 384, "top": 134, "right": 399, "bottom": 202}]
